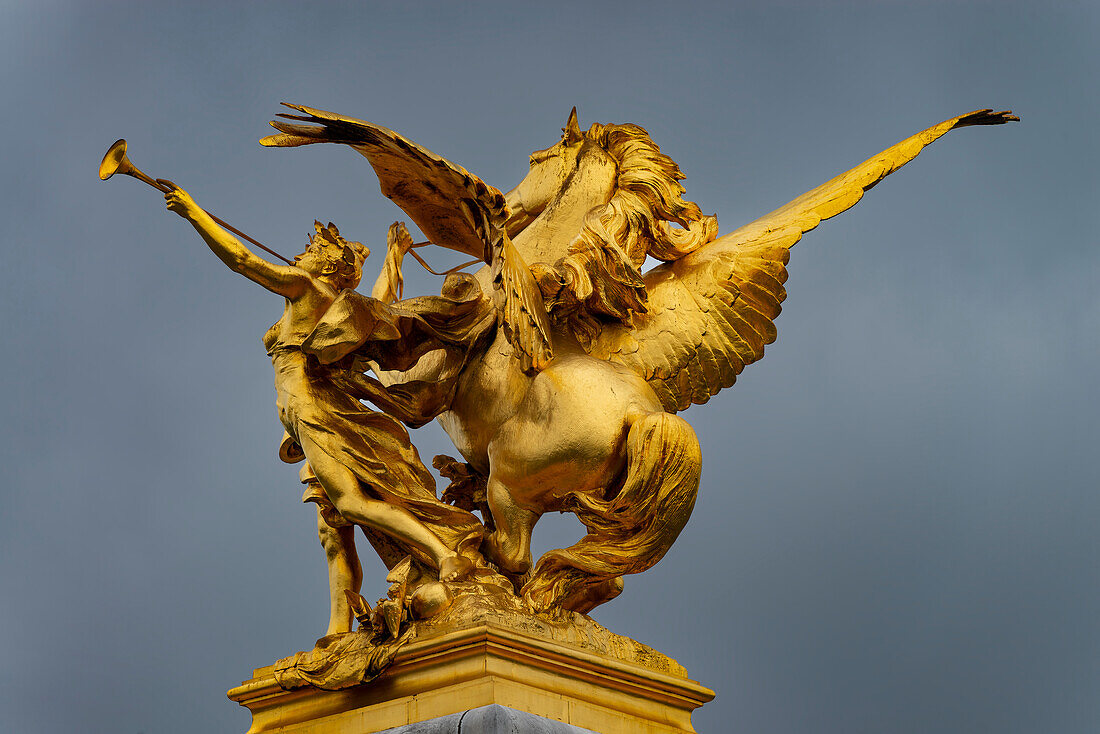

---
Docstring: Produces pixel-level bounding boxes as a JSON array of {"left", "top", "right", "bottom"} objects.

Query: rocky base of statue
[{"left": 229, "top": 589, "right": 714, "bottom": 734}]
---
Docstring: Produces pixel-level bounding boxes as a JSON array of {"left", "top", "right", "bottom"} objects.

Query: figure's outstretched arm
[{"left": 163, "top": 185, "right": 308, "bottom": 299}]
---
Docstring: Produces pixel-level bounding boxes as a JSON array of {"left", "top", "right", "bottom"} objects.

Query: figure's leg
[
  {"left": 484, "top": 474, "right": 539, "bottom": 575},
  {"left": 300, "top": 437, "right": 474, "bottom": 582},
  {"left": 316, "top": 507, "right": 361, "bottom": 636}
]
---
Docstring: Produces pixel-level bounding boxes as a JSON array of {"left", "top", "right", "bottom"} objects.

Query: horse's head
[
  {"left": 505, "top": 108, "right": 717, "bottom": 268},
  {"left": 501, "top": 110, "right": 719, "bottom": 344},
  {"left": 504, "top": 108, "right": 615, "bottom": 237}
]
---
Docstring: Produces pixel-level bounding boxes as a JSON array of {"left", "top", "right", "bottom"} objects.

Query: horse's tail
[{"left": 522, "top": 411, "right": 701, "bottom": 613}]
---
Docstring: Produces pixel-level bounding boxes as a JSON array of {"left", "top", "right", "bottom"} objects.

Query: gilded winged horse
[{"left": 262, "top": 105, "right": 1016, "bottom": 614}]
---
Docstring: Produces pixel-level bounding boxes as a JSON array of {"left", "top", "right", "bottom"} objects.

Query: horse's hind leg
[
  {"left": 558, "top": 575, "right": 624, "bottom": 615},
  {"left": 484, "top": 474, "right": 539, "bottom": 575},
  {"left": 522, "top": 412, "right": 701, "bottom": 613}
]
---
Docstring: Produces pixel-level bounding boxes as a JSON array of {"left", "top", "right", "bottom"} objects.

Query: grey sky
[{"left": 2, "top": 2, "right": 1097, "bottom": 733}]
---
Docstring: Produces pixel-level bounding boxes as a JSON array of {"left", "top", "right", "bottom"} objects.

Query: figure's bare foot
[
  {"left": 438, "top": 553, "right": 476, "bottom": 582},
  {"left": 485, "top": 529, "right": 533, "bottom": 575}
]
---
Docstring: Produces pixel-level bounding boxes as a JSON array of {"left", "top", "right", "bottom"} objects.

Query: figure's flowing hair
[{"left": 539, "top": 123, "right": 718, "bottom": 344}]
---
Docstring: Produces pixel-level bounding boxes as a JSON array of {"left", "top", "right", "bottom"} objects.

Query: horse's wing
[
  {"left": 262, "top": 104, "right": 554, "bottom": 370},
  {"left": 594, "top": 109, "right": 1018, "bottom": 413},
  {"left": 261, "top": 103, "right": 506, "bottom": 263}
]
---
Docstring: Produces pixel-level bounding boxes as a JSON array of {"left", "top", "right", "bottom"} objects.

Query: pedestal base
[
  {"left": 228, "top": 618, "right": 713, "bottom": 733},
  {"left": 375, "top": 704, "right": 596, "bottom": 733}
]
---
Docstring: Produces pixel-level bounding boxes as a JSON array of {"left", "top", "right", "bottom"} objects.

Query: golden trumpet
[{"left": 99, "top": 139, "right": 292, "bottom": 265}]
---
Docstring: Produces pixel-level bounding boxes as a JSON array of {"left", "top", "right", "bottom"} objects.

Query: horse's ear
[{"left": 563, "top": 106, "right": 583, "bottom": 144}]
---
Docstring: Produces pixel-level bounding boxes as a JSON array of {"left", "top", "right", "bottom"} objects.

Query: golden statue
[{"left": 102, "top": 106, "right": 1017, "bottom": 710}]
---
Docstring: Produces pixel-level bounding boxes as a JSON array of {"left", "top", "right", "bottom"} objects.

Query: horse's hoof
[{"left": 484, "top": 532, "right": 532, "bottom": 575}]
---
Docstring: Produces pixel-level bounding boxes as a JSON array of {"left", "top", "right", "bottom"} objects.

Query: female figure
[{"left": 163, "top": 185, "right": 481, "bottom": 632}]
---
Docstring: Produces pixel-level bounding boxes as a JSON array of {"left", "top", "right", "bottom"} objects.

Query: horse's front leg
[{"left": 484, "top": 474, "right": 539, "bottom": 575}]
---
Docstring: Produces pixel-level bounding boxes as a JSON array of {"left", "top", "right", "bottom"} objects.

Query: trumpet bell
[{"left": 99, "top": 139, "right": 130, "bottom": 180}]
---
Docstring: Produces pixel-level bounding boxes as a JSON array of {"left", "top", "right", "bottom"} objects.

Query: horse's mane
[
  {"left": 537, "top": 122, "right": 718, "bottom": 345},
  {"left": 584, "top": 122, "right": 718, "bottom": 265}
]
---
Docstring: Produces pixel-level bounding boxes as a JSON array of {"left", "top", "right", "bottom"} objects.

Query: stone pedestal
[
  {"left": 228, "top": 608, "right": 714, "bottom": 734},
  {"left": 375, "top": 704, "right": 596, "bottom": 732}
]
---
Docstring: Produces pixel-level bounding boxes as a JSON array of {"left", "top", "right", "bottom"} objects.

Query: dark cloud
[{"left": 2, "top": 3, "right": 1097, "bottom": 733}]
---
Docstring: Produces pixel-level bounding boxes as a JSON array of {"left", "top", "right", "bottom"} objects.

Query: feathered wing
[
  {"left": 261, "top": 103, "right": 553, "bottom": 368},
  {"left": 494, "top": 232, "right": 554, "bottom": 372},
  {"left": 595, "top": 109, "right": 1018, "bottom": 412},
  {"left": 261, "top": 103, "right": 507, "bottom": 262}
]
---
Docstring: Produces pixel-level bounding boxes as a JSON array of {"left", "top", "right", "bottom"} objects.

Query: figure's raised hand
[{"left": 161, "top": 180, "right": 200, "bottom": 220}]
